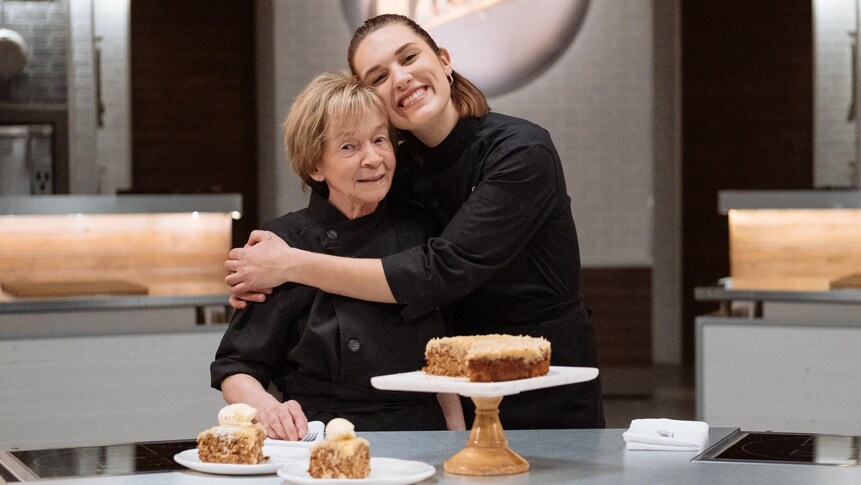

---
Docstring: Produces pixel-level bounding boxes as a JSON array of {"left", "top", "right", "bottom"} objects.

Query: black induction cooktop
[
  {"left": 0, "top": 439, "right": 196, "bottom": 481},
  {"left": 694, "top": 430, "right": 860, "bottom": 467}
]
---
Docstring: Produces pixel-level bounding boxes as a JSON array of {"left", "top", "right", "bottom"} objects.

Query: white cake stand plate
[{"left": 371, "top": 366, "right": 599, "bottom": 476}]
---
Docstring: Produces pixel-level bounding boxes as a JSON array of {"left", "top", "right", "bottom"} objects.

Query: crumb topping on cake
[
  {"left": 424, "top": 334, "right": 551, "bottom": 382},
  {"left": 197, "top": 404, "right": 266, "bottom": 465},
  {"left": 309, "top": 418, "right": 370, "bottom": 479}
]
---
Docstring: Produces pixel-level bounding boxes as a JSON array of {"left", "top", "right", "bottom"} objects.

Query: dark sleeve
[
  {"left": 209, "top": 283, "right": 312, "bottom": 390},
  {"left": 382, "top": 138, "right": 563, "bottom": 318}
]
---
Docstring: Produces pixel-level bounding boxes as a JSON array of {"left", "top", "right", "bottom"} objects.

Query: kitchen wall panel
[
  {"left": 0, "top": 329, "right": 226, "bottom": 448},
  {"left": 581, "top": 267, "right": 652, "bottom": 368},
  {"left": 681, "top": 0, "right": 814, "bottom": 363},
  {"left": 130, "top": 0, "right": 257, "bottom": 245}
]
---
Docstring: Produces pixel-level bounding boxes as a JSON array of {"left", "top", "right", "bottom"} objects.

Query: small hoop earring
[{"left": 447, "top": 74, "right": 454, "bottom": 86}]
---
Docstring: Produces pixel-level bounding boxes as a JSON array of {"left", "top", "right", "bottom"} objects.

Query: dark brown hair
[{"left": 347, "top": 14, "right": 490, "bottom": 118}]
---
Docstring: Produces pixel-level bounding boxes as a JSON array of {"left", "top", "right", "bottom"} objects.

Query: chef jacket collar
[
  {"left": 404, "top": 116, "right": 482, "bottom": 174},
  {"left": 306, "top": 188, "right": 388, "bottom": 227}
]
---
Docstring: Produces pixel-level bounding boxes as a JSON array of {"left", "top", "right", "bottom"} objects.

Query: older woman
[{"left": 210, "top": 71, "right": 462, "bottom": 440}]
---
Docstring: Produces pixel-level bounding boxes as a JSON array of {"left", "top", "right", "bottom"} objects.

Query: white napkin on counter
[
  {"left": 306, "top": 420, "right": 325, "bottom": 439},
  {"left": 623, "top": 418, "right": 709, "bottom": 451}
]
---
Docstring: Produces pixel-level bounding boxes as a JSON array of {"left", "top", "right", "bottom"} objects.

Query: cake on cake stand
[{"left": 371, "top": 366, "right": 599, "bottom": 476}]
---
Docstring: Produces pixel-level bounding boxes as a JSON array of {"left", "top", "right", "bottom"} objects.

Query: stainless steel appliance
[
  {"left": 0, "top": 440, "right": 195, "bottom": 481},
  {"left": 694, "top": 430, "right": 860, "bottom": 467},
  {"left": 0, "top": 124, "right": 53, "bottom": 194}
]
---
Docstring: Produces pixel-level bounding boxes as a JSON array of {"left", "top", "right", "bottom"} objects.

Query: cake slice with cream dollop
[
  {"left": 197, "top": 403, "right": 266, "bottom": 464},
  {"left": 308, "top": 418, "right": 371, "bottom": 478}
]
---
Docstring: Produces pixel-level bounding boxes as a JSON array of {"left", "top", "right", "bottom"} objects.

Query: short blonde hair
[{"left": 283, "top": 70, "right": 393, "bottom": 191}]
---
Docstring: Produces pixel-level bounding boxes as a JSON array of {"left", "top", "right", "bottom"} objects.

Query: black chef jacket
[
  {"left": 383, "top": 112, "right": 605, "bottom": 429},
  {"left": 211, "top": 191, "right": 446, "bottom": 431}
]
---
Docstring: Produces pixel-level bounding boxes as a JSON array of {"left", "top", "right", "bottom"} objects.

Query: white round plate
[
  {"left": 174, "top": 445, "right": 309, "bottom": 475},
  {"left": 277, "top": 457, "right": 435, "bottom": 484}
]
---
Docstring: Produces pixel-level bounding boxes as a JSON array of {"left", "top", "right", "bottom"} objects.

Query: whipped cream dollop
[
  {"left": 217, "top": 403, "right": 257, "bottom": 427},
  {"left": 325, "top": 418, "right": 356, "bottom": 440}
]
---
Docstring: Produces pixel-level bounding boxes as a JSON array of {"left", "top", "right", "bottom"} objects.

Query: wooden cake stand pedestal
[
  {"left": 444, "top": 396, "right": 528, "bottom": 475},
  {"left": 371, "top": 366, "right": 599, "bottom": 477}
]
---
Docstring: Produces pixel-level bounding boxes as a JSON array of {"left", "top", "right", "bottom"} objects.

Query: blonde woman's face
[
  {"left": 310, "top": 111, "right": 395, "bottom": 219},
  {"left": 353, "top": 24, "right": 456, "bottom": 134}
]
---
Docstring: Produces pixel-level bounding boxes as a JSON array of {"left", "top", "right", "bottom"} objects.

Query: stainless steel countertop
[
  {"left": 3, "top": 428, "right": 861, "bottom": 484},
  {"left": 0, "top": 194, "right": 242, "bottom": 216},
  {"left": 695, "top": 285, "right": 861, "bottom": 304},
  {"left": 718, "top": 189, "right": 861, "bottom": 213},
  {"left": 0, "top": 294, "right": 229, "bottom": 314}
]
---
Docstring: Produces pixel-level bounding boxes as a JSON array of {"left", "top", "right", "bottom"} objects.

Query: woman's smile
[
  {"left": 398, "top": 86, "right": 427, "bottom": 108},
  {"left": 356, "top": 173, "right": 386, "bottom": 184}
]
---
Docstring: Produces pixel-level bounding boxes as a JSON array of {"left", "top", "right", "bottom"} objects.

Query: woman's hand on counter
[
  {"left": 256, "top": 399, "right": 309, "bottom": 441},
  {"left": 220, "top": 374, "right": 309, "bottom": 441}
]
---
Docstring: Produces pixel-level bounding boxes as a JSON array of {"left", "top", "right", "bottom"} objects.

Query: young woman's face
[
  {"left": 311, "top": 111, "right": 395, "bottom": 219},
  {"left": 353, "top": 24, "right": 457, "bottom": 135}
]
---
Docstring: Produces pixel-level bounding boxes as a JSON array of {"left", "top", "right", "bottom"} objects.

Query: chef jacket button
[
  {"left": 348, "top": 339, "right": 361, "bottom": 352},
  {"left": 326, "top": 229, "right": 338, "bottom": 240}
]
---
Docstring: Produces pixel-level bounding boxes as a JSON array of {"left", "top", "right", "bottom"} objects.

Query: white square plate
[{"left": 371, "top": 366, "right": 599, "bottom": 397}]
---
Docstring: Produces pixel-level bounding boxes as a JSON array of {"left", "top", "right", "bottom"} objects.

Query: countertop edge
[
  {"left": 694, "top": 286, "right": 861, "bottom": 304},
  {"left": 0, "top": 294, "right": 229, "bottom": 313},
  {"left": 718, "top": 190, "right": 861, "bottom": 213},
  {"left": 0, "top": 194, "right": 242, "bottom": 215}
]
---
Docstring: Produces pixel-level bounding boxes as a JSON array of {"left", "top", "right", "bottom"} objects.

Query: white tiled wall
[
  {"left": 93, "top": 0, "right": 131, "bottom": 194},
  {"left": 0, "top": 0, "right": 69, "bottom": 104},
  {"left": 68, "top": 0, "right": 99, "bottom": 193},
  {"left": 491, "top": 1, "right": 655, "bottom": 266},
  {"left": 814, "top": 0, "right": 858, "bottom": 187},
  {"left": 63, "top": 0, "right": 130, "bottom": 194},
  {"left": 261, "top": 0, "right": 352, "bottom": 218}
]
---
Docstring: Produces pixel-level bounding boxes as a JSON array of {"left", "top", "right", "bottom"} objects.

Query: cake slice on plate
[
  {"left": 197, "top": 403, "right": 266, "bottom": 464},
  {"left": 308, "top": 418, "right": 370, "bottom": 478}
]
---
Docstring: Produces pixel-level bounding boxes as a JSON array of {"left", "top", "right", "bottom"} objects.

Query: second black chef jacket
[{"left": 383, "top": 112, "right": 605, "bottom": 429}]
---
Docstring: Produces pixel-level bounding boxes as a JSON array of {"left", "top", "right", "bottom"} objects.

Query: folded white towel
[{"left": 623, "top": 418, "right": 709, "bottom": 451}]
